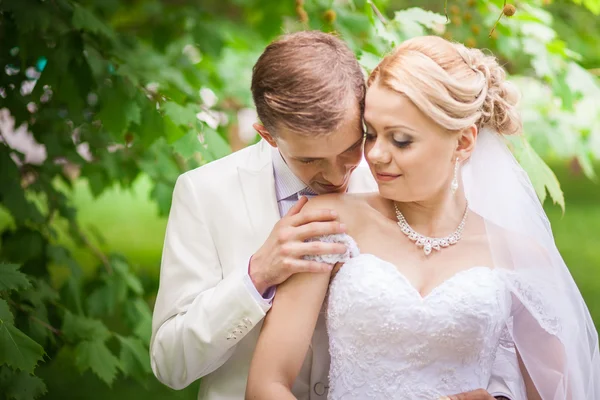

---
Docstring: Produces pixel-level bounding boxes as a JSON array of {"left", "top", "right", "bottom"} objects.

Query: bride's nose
[{"left": 366, "top": 139, "right": 391, "bottom": 165}]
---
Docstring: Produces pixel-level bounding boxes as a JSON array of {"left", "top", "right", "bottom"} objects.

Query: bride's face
[{"left": 364, "top": 83, "right": 469, "bottom": 203}]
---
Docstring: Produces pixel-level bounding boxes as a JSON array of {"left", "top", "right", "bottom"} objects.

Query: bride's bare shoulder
[{"left": 304, "top": 193, "right": 375, "bottom": 222}]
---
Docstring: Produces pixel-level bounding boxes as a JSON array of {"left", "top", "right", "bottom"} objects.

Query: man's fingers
[
  {"left": 284, "top": 241, "right": 347, "bottom": 257},
  {"left": 289, "top": 208, "right": 339, "bottom": 227},
  {"left": 288, "top": 259, "right": 333, "bottom": 274},
  {"left": 286, "top": 196, "right": 309, "bottom": 217},
  {"left": 294, "top": 221, "right": 346, "bottom": 241}
]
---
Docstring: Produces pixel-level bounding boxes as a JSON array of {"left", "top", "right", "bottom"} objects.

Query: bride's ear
[{"left": 455, "top": 125, "right": 478, "bottom": 161}]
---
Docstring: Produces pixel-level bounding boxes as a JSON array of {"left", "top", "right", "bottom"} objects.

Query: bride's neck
[{"left": 393, "top": 189, "right": 468, "bottom": 237}]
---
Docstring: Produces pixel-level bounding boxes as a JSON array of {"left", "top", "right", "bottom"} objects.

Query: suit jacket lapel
[{"left": 238, "top": 140, "right": 281, "bottom": 246}]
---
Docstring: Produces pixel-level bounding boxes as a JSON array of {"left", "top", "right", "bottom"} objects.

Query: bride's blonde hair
[{"left": 367, "top": 36, "right": 522, "bottom": 136}]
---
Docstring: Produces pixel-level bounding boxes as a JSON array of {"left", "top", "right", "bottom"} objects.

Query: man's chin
[{"left": 311, "top": 182, "right": 349, "bottom": 195}]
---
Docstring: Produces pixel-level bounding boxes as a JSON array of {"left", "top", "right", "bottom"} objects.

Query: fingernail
[
  {"left": 339, "top": 223, "right": 346, "bottom": 232},
  {"left": 330, "top": 210, "right": 338, "bottom": 217}
]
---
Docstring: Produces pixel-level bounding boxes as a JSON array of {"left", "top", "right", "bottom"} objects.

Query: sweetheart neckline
[{"left": 345, "top": 253, "right": 496, "bottom": 301}]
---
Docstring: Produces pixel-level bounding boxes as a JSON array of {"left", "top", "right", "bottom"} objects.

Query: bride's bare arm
[
  {"left": 245, "top": 270, "right": 331, "bottom": 400},
  {"left": 246, "top": 194, "right": 355, "bottom": 399}
]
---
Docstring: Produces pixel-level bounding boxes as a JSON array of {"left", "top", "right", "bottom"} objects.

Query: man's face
[{"left": 260, "top": 109, "right": 364, "bottom": 194}]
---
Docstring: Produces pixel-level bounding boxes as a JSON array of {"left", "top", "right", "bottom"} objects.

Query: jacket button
[{"left": 313, "top": 382, "right": 327, "bottom": 396}]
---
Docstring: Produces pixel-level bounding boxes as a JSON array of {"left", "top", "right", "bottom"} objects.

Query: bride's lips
[{"left": 375, "top": 172, "right": 401, "bottom": 182}]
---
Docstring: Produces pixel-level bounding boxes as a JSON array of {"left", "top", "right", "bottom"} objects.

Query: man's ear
[
  {"left": 456, "top": 124, "right": 477, "bottom": 162},
  {"left": 253, "top": 123, "right": 277, "bottom": 147}
]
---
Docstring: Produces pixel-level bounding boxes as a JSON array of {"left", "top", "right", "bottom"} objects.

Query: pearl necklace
[{"left": 394, "top": 202, "right": 469, "bottom": 256}]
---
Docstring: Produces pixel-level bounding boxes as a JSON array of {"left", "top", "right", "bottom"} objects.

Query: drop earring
[{"left": 451, "top": 157, "right": 460, "bottom": 195}]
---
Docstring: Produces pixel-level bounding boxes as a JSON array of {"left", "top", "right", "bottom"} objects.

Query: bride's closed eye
[
  {"left": 365, "top": 131, "right": 412, "bottom": 149},
  {"left": 392, "top": 139, "right": 412, "bottom": 149},
  {"left": 392, "top": 133, "right": 413, "bottom": 149}
]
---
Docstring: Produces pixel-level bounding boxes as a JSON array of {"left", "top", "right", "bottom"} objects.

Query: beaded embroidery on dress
[{"left": 307, "top": 233, "right": 514, "bottom": 400}]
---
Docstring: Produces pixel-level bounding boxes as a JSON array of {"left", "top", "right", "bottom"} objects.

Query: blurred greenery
[{"left": 0, "top": 0, "right": 599, "bottom": 398}]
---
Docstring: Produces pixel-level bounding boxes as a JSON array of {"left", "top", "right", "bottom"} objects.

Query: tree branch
[
  {"left": 7, "top": 299, "right": 62, "bottom": 336},
  {"left": 73, "top": 223, "right": 113, "bottom": 275},
  {"left": 368, "top": 0, "right": 388, "bottom": 25},
  {"left": 30, "top": 315, "right": 62, "bottom": 336}
]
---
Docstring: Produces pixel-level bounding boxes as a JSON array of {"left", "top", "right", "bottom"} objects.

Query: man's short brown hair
[{"left": 251, "top": 31, "right": 365, "bottom": 136}]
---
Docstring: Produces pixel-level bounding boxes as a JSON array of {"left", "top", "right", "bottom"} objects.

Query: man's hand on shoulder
[{"left": 249, "top": 196, "right": 346, "bottom": 294}]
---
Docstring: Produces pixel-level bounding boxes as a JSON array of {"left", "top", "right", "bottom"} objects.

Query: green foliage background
[{"left": 0, "top": 0, "right": 599, "bottom": 398}]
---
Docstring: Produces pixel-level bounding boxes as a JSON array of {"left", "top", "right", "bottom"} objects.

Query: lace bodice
[{"left": 307, "top": 234, "right": 513, "bottom": 399}]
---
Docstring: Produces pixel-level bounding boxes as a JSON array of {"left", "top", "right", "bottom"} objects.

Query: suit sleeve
[{"left": 150, "top": 173, "right": 271, "bottom": 390}]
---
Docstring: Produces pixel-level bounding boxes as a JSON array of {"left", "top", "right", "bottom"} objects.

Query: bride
[{"left": 244, "top": 36, "right": 600, "bottom": 399}]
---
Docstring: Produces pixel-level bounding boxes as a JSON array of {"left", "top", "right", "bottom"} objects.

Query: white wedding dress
[
  {"left": 311, "top": 234, "right": 518, "bottom": 400},
  {"left": 303, "top": 129, "right": 600, "bottom": 399}
]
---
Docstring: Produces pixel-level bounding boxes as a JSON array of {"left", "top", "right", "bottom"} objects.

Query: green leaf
[
  {"left": 0, "top": 147, "right": 44, "bottom": 225},
  {"left": 64, "top": 276, "right": 85, "bottom": 317},
  {"left": 48, "top": 246, "right": 84, "bottom": 314},
  {"left": 61, "top": 312, "right": 111, "bottom": 342},
  {"left": 203, "top": 127, "right": 231, "bottom": 161},
  {"left": 0, "top": 321, "right": 45, "bottom": 373},
  {"left": 72, "top": 4, "right": 116, "bottom": 40},
  {"left": 136, "top": 104, "right": 165, "bottom": 148},
  {"left": 510, "top": 137, "right": 565, "bottom": 211},
  {"left": 571, "top": 0, "right": 600, "bottom": 14},
  {"left": 162, "top": 102, "right": 200, "bottom": 127},
  {"left": 0, "top": 368, "right": 47, "bottom": 400},
  {"left": 95, "top": 78, "right": 140, "bottom": 141},
  {"left": 124, "top": 299, "right": 152, "bottom": 345},
  {"left": 2, "top": 229, "right": 45, "bottom": 264},
  {"left": 151, "top": 181, "right": 176, "bottom": 216},
  {"left": 358, "top": 51, "right": 381, "bottom": 73},
  {"left": 0, "top": 299, "right": 14, "bottom": 324},
  {"left": 394, "top": 7, "right": 447, "bottom": 30},
  {"left": 74, "top": 340, "right": 121, "bottom": 386},
  {"left": 0, "top": 264, "right": 31, "bottom": 292},
  {"left": 86, "top": 284, "right": 119, "bottom": 317},
  {"left": 552, "top": 72, "right": 576, "bottom": 111},
  {"left": 164, "top": 117, "right": 187, "bottom": 144},
  {"left": 112, "top": 260, "right": 144, "bottom": 296},
  {"left": 171, "top": 130, "right": 205, "bottom": 159},
  {"left": 117, "top": 336, "right": 151, "bottom": 378},
  {"left": 393, "top": 7, "right": 447, "bottom": 39}
]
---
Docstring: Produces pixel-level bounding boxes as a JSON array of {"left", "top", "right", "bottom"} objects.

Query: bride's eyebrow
[{"left": 384, "top": 124, "right": 416, "bottom": 133}]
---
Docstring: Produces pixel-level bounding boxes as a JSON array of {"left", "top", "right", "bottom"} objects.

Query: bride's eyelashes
[
  {"left": 364, "top": 132, "right": 412, "bottom": 149},
  {"left": 393, "top": 139, "right": 412, "bottom": 149}
]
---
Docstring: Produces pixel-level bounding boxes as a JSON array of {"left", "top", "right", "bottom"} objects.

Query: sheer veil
[{"left": 462, "top": 127, "right": 600, "bottom": 399}]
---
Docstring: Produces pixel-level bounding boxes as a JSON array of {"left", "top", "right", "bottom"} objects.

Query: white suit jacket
[{"left": 150, "top": 140, "right": 522, "bottom": 400}]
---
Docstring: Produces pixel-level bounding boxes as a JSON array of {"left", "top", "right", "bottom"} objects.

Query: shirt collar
[{"left": 272, "top": 146, "right": 309, "bottom": 201}]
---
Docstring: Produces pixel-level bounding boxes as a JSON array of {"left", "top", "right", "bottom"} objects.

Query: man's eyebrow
[
  {"left": 344, "top": 136, "right": 365, "bottom": 152},
  {"left": 294, "top": 136, "right": 364, "bottom": 161}
]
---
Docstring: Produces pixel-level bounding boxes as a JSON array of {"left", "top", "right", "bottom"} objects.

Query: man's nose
[{"left": 324, "top": 164, "right": 348, "bottom": 186}]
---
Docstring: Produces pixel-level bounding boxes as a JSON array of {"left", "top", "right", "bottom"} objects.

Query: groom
[{"left": 150, "top": 31, "right": 518, "bottom": 400}]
